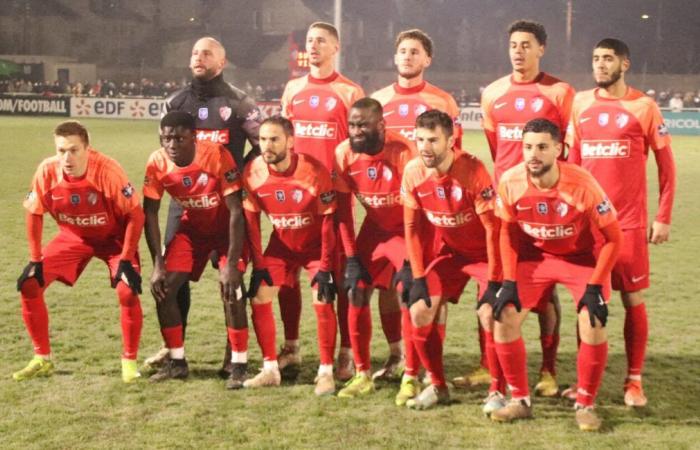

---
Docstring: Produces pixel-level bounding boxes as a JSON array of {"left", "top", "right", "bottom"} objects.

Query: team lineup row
[{"left": 12, "top": 20, "right": 675, "bottom": 433}]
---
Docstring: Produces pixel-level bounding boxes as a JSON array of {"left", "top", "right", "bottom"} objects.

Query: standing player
[
  {"left": 332, "top": 98, "right": 415, "bottom": 399},
  {"left": 370, "top": 29, "right": 462, "bottom": 382},
  {"left": 479, "top": 20, "right": 576, "bottom": 393},
  {"left": 491, "top": 119, "right": 621, "bottom": 431},
  {"left": 400, "top": 110, "right": 503, "bottom": 410},
  {"left": 143, "top": 112, "right": 251, "bottom": 389},
  {"left": 243, "top": 116, "right": 339, "bottom": 396},
  {"left": 567, "top": 38, "right": 676, "bottom": 407},
  {"left": 280, "top": 22, "right": 364, "bottom": 379},
  {"left": 15, "top": 121, "right": 144, "bottom": 383},
  {"left": 146, "top": 36, "right": 265, "bottom": 374}
]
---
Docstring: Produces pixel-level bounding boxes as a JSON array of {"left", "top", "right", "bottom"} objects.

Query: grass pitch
[{"left": 1, "top": 117, "right": 699, "bottom": 449}]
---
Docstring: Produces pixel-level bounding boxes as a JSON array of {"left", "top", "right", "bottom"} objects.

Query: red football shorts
[
  {"left": 424, "top": 248, "right": 489, "bottom": 304},
  {"left": 608, "top": 228, "right": 649, "bottom": 292},
  {"left": 356, "top": 224, "right": 406, "bottom": 290},
  {"left": 41, "top": 231, "right": 140, "bottom": 286},
  {"left": 518, "top": 253, "right": 611, "bottom": 311},
  {"left": 264, "top": 236, "right": 324, "bottom": 287},
  {"left": 165, "top": 231, "right": 229, "bottom": 281}
]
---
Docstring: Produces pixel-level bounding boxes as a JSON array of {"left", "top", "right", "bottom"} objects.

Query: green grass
[{"left": 1, "top": 117, "right": 699, "bottom": 449}]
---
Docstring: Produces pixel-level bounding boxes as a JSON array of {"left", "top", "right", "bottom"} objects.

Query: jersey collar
[
  {"left": 308, "top": 71, "right": 340, "bottom": 84},
  {"left": 393, "top": 80, "right": 427, "bottom": 95}
]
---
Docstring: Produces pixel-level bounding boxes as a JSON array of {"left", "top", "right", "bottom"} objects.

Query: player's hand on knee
[
  {"left": 113, "top": 260, "right": 142, "bottom": 295},
  {"left": 477, "top": 280, "right": 502, "bottom": 310},
  {"left": 343, "top": 256, "right": 372, "bottom": 294},
  {"left": 577, "top": 284, "right": 608, "bottom": 328},
  {"left": 220, "top": 263, "right": 243, "bottom": 304},
  {"left": 311, "top": 270, "right": 336, "bottom": 303},
  {"left": 407, "top": 277, "right": 431, "bottom": 308},
  {"left": 493, "top": 280, "right": 521, "bottom": 321},
  {"left": 17, "top": 261, "right": 44, "bottom": 291},
  {"left": 248, "top": 268, "right": 273, "bottom": 299},
  {"left": 392, "top": 260, "right": 413, "bottom": 305},
  {"left": 150, "top": 265, "right": 167, "bottom": 302}
]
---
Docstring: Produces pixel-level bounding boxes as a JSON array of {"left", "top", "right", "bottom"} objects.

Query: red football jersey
[
  {"left": 566, "top": 87, "right": 674, "bottom": 229},
  {"left": 242, "top": 153, "right": 336, "bottom": 252},
  {"left": 143, "top": 141, "right": 241, "bottom": 237},
  {"left": 371, "top": 81, "right": 461, "bottom": 144},
  {"left": 401, "top": 150, "right": 496, "bottom": 259},
  {"left": 24, "top": 148, "right": 140, "bottom": 244},
  {"left": 334, "top": 131, "right": 416, "bottom": 234},
  {"left": 281, "top": 71, "right": 365, "bottom": 170},
  {"left": 496, "top": 162, "right": 617, "bottom": 260},
  {"left": 481, "top": 72, "right": 575, "bottom": 181}
]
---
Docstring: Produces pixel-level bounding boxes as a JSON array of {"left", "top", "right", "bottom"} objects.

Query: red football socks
[
  {"left": 379, "top": 309, "right": 402, "bottom": 344},
  {"left": 413, "top": 323, "right": 446, "bottom": 387},
  {"left": 279, "top": 284, "right": 302, "bottom": 341},
  {"left": 496, "top": 337, "right": 529, "bottom": 399},
  {"left": 252, "top": 302, "right": 277, "bottom": 361},
  {"left": 484, "top": 330, "right": 506, "bottom": 394},
  {"left": 401, "top": 308, "right": 420, "bottom": 377},
  {"left": 624, "top": 303, "right": 648, "bottom": 377},
  {"left": 576, "top": 341, "right": 608, "bottom": 407},
  {"left": 116, "top": 283, "right": 142, "bottom": 360},
  {"left": 161, "top": 325, "right": 184, "bottom": 349},
  {"left": 348, "top": 304, "right": 372, "bottom": 372},
  {"left": 20, "top": 279, "right": 51, "bottom": 355},
  {"left": 314, "top": 303, "right": 337, "bottom": 365},
  {"left": 227, "top": 327, "right": 249, "bottom": 353},
  {"left": 540, "top": 333, "right": 560, "bottom": 375}
]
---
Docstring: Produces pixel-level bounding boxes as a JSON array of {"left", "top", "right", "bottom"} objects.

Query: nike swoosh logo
[
  {"left": 383, "top": 111, "right": 395, "bottom": 117},
  {"left": 580, "top": 117, "right": 592, "bottom": 123},
  {"left": 417, "top": 191, "right": 432, "bottom": 198},
  {"left": 516, "top": 205, "right": 531, "bottom": 211},
  {"left": 348, "top": 170, "right": 363, "bottom": 176},
  {"left": 257, "top": 193, "right": 272, "bottom": 197},
  {"left": 51, "top": 195, "right": 64, "bottom": 200},
  {"left": 494, "top": 102, "right": 507, "bottom": 109},
  {"left": 631, "top": 275, "right": 647, "bottom": 283},
  {"left": 292, "top": 99, "right": 305, "bottom": 105}
]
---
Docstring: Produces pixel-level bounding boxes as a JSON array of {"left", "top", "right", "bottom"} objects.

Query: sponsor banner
[
  {"left": 0, "top": 94, "right": 70, "bottom": 116},
  {"left": 458, "top": 106, "right": 483, "bottom": 130},
  {"left": 661, "top": 109, "right": 700, "bottom": 136},
  {"left": 71, "top": 97, "right": 166, "bottom": 120}
]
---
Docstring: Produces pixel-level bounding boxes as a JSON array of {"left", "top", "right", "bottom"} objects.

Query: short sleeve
[
  {"left": 102, "top": 162, "right": 140, "bottom": 215},
  {"left": 219, "top": 148, "right": 242, "bottom": 196},
  {"left": 23, "top": 164, "right": 48, "bottom": 215},
  {"left": 143, "top": 155, "right": 165, "bottom": 200},
  {"left": 470, "top": 161, "right": 497, "bottom": 215},
  {"left": 645, "top": 102, "right": 672, "bottom": 151},
  {"left": 316, "top": 168, "right": 337, "bottom": 215},
  {"left": 584, "top": 176, "right": 618, "bottom": 230}
]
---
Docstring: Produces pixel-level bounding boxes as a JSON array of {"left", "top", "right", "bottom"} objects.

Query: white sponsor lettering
[
  {"left": 356, "top": 192, "right": 401, "bottom": 208},
  {"left": 58, "top": 212, "right": 108, "bottom": 227},
  {"left": 521, "top": 222, "right": 576, "bottom": 240},
  {"left": 196, "top": 129, "right": 230, "bottom": 145},
  {"left": 294, "top": 121, "right": 337, "bottom": 139},
  {"left": 176, "top": 193, "right": 220, "bottom": 209},
  {"left": 581, "top": 140, "right": 631, "bottom": 158},
  {"left": 269, "top": 213, "right": 313, "bottom": 229},
  {"left": 425, "top": 210, "right": 474, "bottom": 227},
  {"left": 498, "top": 123, "right": 525, "bottom": 141}
]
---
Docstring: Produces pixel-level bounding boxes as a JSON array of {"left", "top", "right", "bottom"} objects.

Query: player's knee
[
  {"left": 116, "top": 282, "right": 140, "bottom": 307},
  {"left": 621, "top": 290, "right": 644, "bottom": 308},
  {"left": 477, "top": 305, "right": 494, "bottom": 328},
  {"left": 251, "top": 296, "right": 272, "bottom": 305},
  {"left": 19, "top": 278, "right": 44, "bottom": 298}
]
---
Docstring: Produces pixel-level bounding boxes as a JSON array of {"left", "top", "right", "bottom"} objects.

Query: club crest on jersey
[
  {"left": 325, "top": 97, "right": 337, "bottom": 111},
  {"left": 615, "top": 113, "right": 629, "bottom": 128},
  {"left": 292, "top": 189, "right": 303, "bottom": 204},
  {"left": 219, "top": 106, "right": 232, "bottom": 121},
  {"left": 198, "top": 107, "right": 208, "bottom": 120},
  {"left": 530, "top": 97, "right": 544, "bottom": 113},
  {"left": 537, "top": 202, "right": 548, "bottom": 215},
  {"left": 310, "top": 95, "right": 320, "bottom": 108},
  {"left": 399, "top": 104, "right": 409, "bottom": 117},
  {"left": 515, "top": 98, "right": 526, "bottom": 111},
  {"left": 436, "top": 186, "right": 446, "bottom": 199},
  {"left": 197, "top": 173, "right": 209, "bottom": 186},
  {"left": 275, "top": 190, "right": 285, "bottom": 202},
  {"left": 556, "top": 201, "right": 569, "bottom": 217},
  {"left": 121, "top": 183, "right": 134, "bottom": 198},
  {"left": 88, "top": 192, "right": 98, "bottom": 205},
  {"left": 658, "top": 123, "right": 669, "bottom": 136},
  {"left": 480, "top": 186, "right": 495, "bottom": 200},
  {"left": 598, "top": 113, "right": 609, "bottom": 126},
  {"left": 367, "top": 166, "right": 378, "bottom": 180},
  {"left": 451, "top": 186, "right": 463, "bottom": 202},
  {"left": 414, "top": 105, "right": 428, "bottom": 116},
  {"left": 597, "top": 197, "right": 612, "bottom": 215},
  {"left": 382, "top": 166, "right": 393, "bottom": 181},
  {"left": 70, "top": 194, "right": 80, "bottom": 205},
  {"left": 182, "top": 176, "right": 193, "bottom": 187}
]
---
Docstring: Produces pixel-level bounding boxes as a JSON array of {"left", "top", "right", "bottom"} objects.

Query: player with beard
[
  {"left": 478, "top": 20, "right": 576, "bottom": 394},
  {"left": 280, "top": 22, "right": 364, "bottom": 381},
  {"left": 243, "top": 116, "right": 339, "bottom": 396},
  {"left": 145, "top": 37, "right": 264, "bottom": 379},
  {"left": 567, "top": 39, "right": 676, "bottom": 407},
  {"left": 491, "top": 119, "right": 621, "bottom": 431},
  {"left": 332, "top": 98, "right": 416, "bottom": 400},
  {"left": 370, "top": 28, "right": 462, "bottom": 384}
]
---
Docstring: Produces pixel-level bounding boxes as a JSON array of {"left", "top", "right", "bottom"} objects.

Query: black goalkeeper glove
[
  {"left": 493, "top": 280, "right": 521, "bottom": 321},
  {"left": 343, "top": 256, "right": 372, "bottom": 293},
  {"left": 392, "top": 260, "right": 413, "bottom": 305},
  {"left": 408, "top": 277, "right": 431, "bottom": 308},
  {"left": 311, "top": 270, "right": 337, "bottom": 303},
  {"left": 248, "top": 268, "right": 273, "bottom": 299},
  {"left": 477, "top": 281, "right": 502, "bottom": 310},
  {"left": 112, "top": 260, "right": 142, "bottom": 295},
  {"left": 17, "top": 261, "right": 44, "bottom": 291},
  {"left": 577, "top": 284, "right": 608, "bottom": 328}
]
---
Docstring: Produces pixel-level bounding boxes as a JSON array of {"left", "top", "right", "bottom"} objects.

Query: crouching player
[
  {"left": 143, "top": 111, "right": 250, "bottom": 388},
  {"left": 15, "top": 121, "right": 144, "bottom": 383},
  {"left": 491, "top": 118, "right": 621, "bottom": 431},
  {"left": 400, "top": 110, "right": 504, "bottom": 410},
  {"left": 243, "top": 116, "right": 339, "bottom": 396}
]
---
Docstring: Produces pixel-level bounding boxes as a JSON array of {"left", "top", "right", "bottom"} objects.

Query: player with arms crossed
[
  {"left": 143, "top": 112, "right": 250, "bottom": 388},
  {"left": 400, "top": 110, "right": 503, "bottom": 410},
  {"left": 332, "top": 98, "right": 416, "bottom": 399},
  {"left": 567, "top": 38, "right": 676, "bottom": 407},
  {"left": 280, "top": 22, "right": 364, "bottom": 380},
  {"left": 243, "top": 116, "right": 339, "bottom": 396},
  {"left": 491, "top": 119, "right": 621, "bottom": 431},
  {"left": 15, "top": 121, "right": 144, "bottom": 383},
  {"left": 479, "top": 20, "right": 576, "bottom": 394}
]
